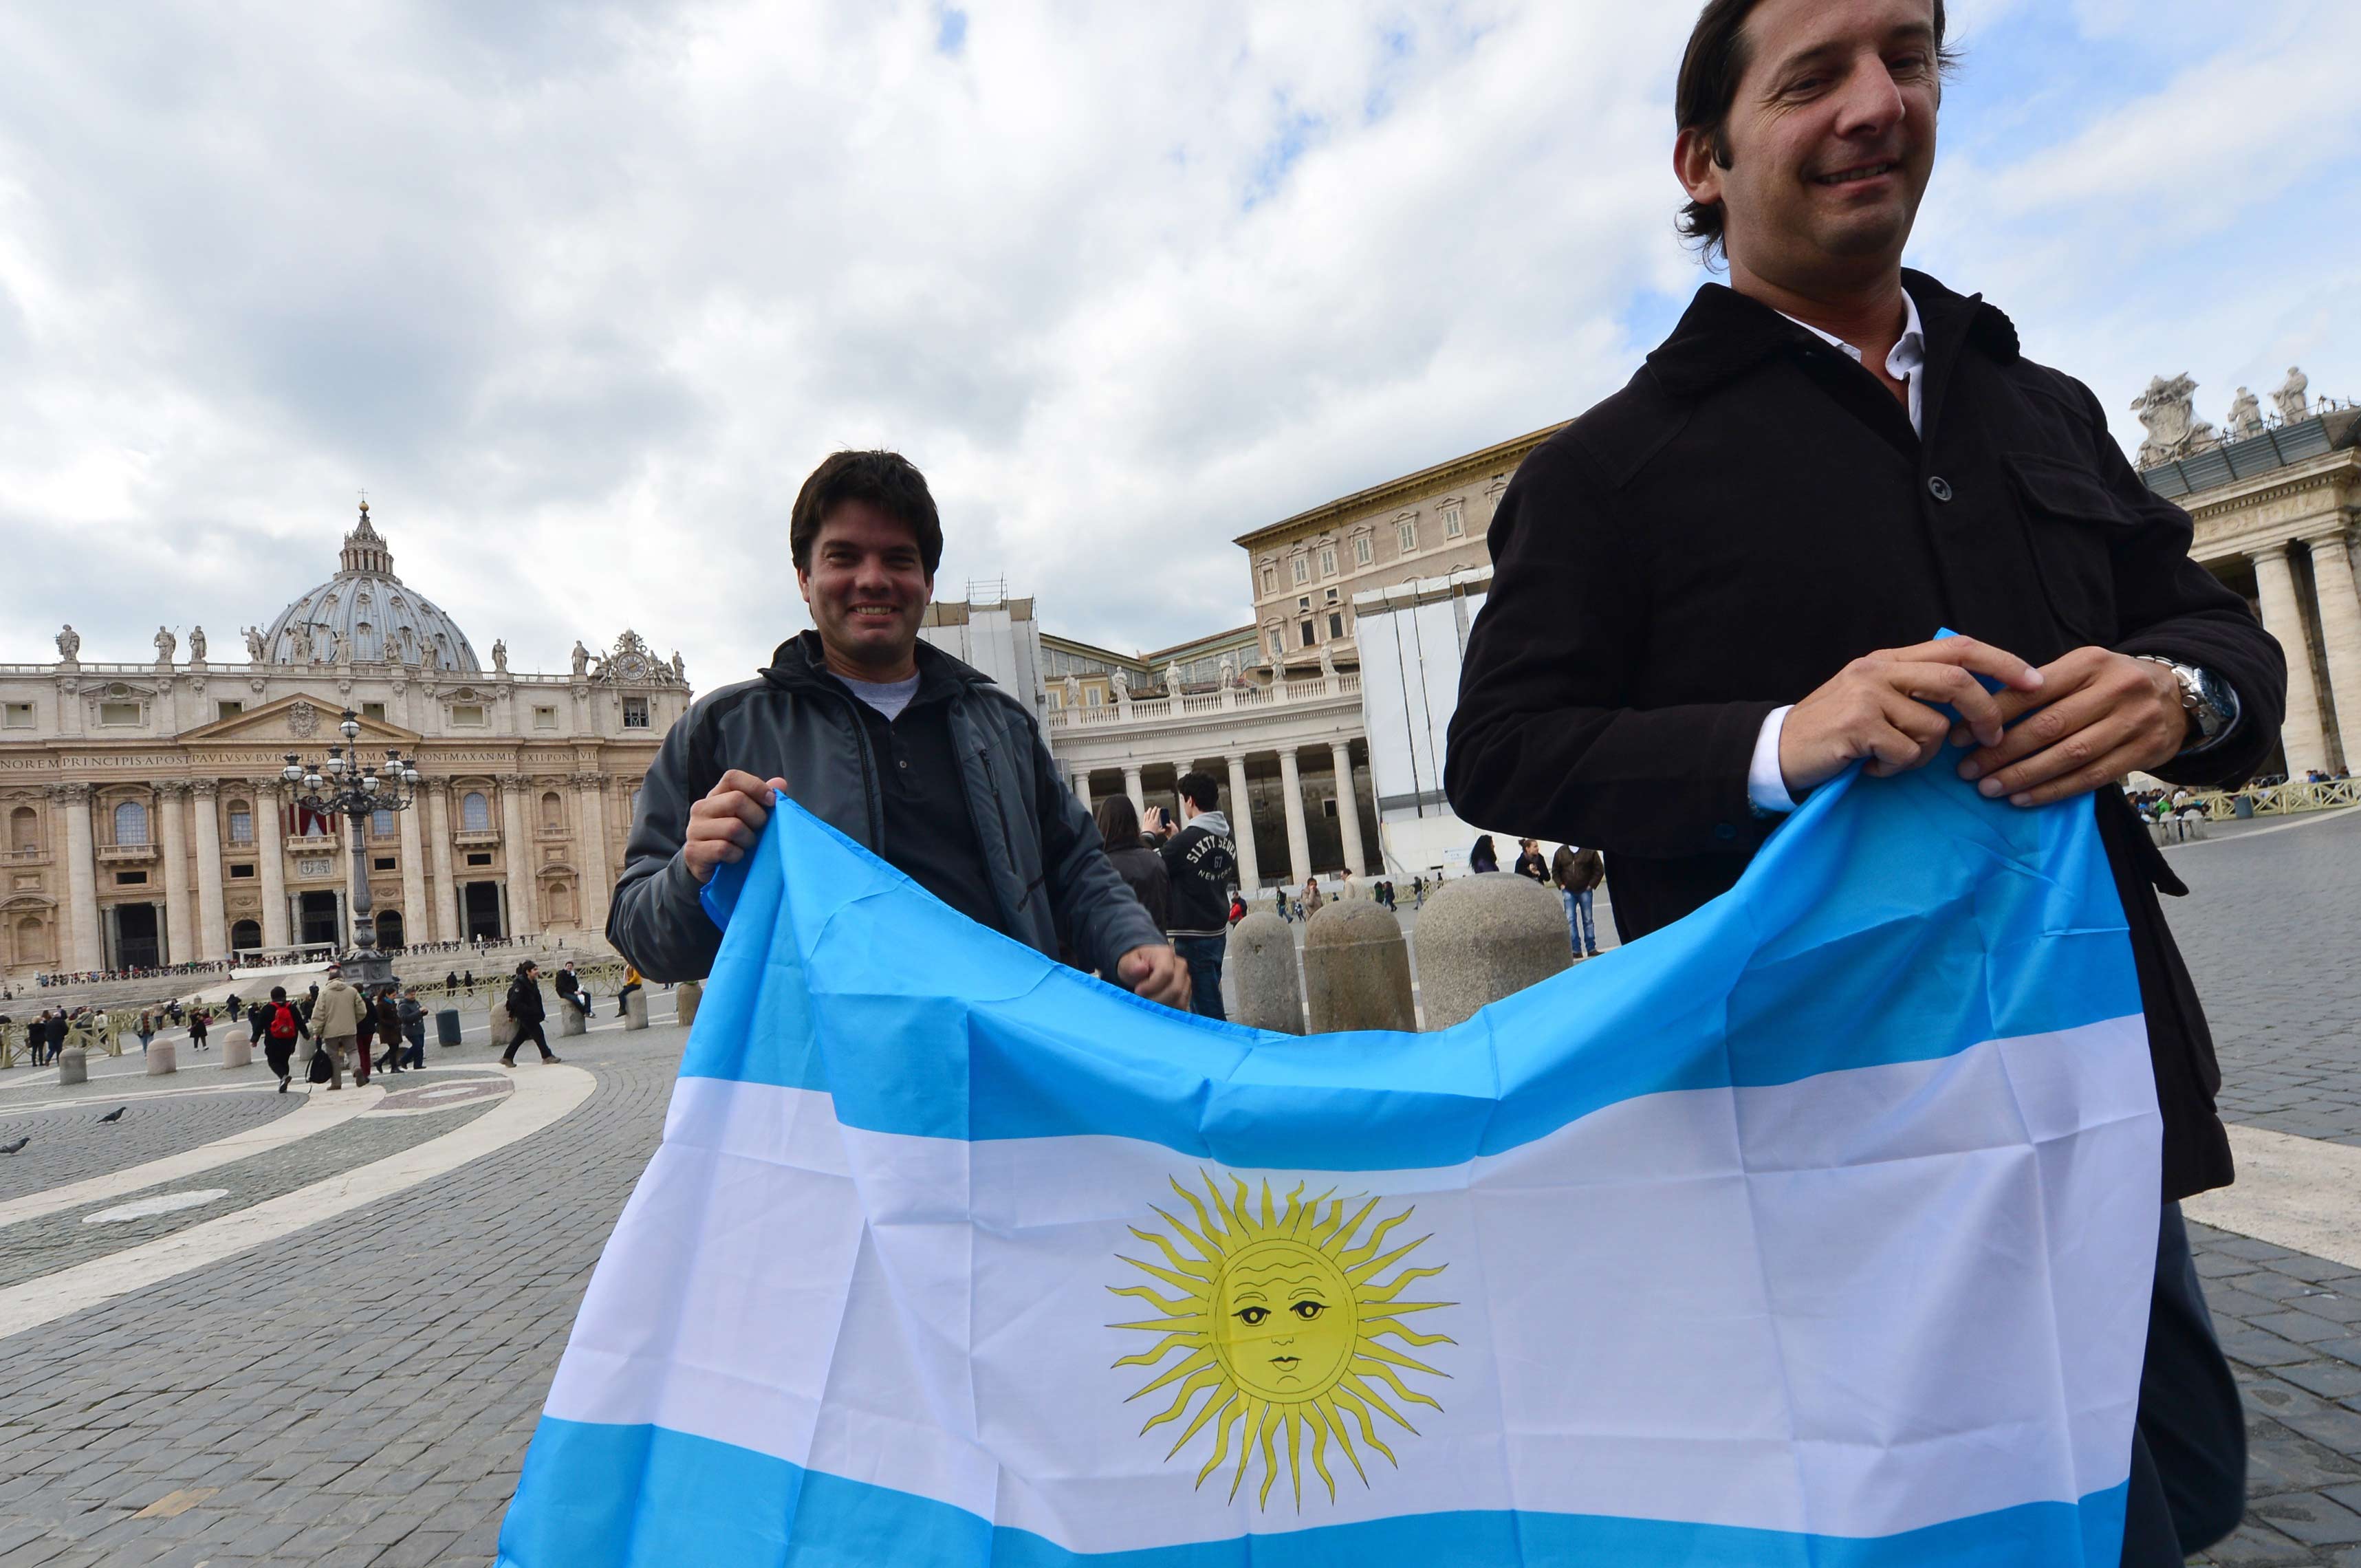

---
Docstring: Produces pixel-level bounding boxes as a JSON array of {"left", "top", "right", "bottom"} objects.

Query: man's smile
[{"left": 1814, "top": 160, "right": 1899, "bottom": 187}]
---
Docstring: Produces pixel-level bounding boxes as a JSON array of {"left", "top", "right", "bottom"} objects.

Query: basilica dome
[{"left": 254, "top": 502, "right": 482, "bottom": 673}]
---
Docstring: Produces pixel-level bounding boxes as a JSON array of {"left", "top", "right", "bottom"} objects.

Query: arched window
[
  {"left": 230, "top": 919, "right": 262, "bottom": 953},
  {"left": 113, "top": 800, "right": 150, "bottom": 846},
  {"left": 376, "top": 911, "right": 404, "bottom": 948},
  {"left": 540, "top": 791, "right": 564, "bottom": 830},
  {"left": 371, "top": 808, "right": 395, "bottom": 840},
  {"left": 8, "top": 805, "right": 37, "bottom": 852},
  {"left": 462, "top": 791, "right": 490, "bottom": 832}
]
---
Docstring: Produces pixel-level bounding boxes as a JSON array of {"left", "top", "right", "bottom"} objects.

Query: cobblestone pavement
[
  {"left": 0, "top": 1090, "right": 305, "bottom": 1197},
  {"left": 0, "top": 810, "right": 2347, "bottom": 1567}
]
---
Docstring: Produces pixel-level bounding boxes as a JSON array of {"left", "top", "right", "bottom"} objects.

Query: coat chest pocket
[{"left": 2005, "top": 452, "right": 2126, "bottom": 646}]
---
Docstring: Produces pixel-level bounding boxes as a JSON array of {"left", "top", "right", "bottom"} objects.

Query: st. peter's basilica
[{"left": 0, "top": 503, "right": 692, "bottom": 979}]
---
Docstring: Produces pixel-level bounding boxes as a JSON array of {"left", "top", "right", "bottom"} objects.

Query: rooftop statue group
[
  {"left": 56, "top": 620, "right": 684, "bottom": 682},
  {"left": 2133, "top": 364, "right": 2316, "bottom": 468}
]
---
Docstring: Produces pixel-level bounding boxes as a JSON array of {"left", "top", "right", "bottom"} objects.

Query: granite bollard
[
  {"left": 1301, "top": 901, "right": 1415, "bottom": 1034},
  {"left": 677, "top": 980, "right": 704, "bottom": 1031},
  {"left": 1413, "top": 871, "right": 1574, "bottom": 1032},
  {"left": 624, "top": 989, "right": 649, "bottom": 1031},
  {"left": 558, "top": 1005, "right": 587, "bottom": 1038},
  {"left": 488, "top": 1001, "right": 515, "bottom": 1050},
  {"left": 144, "top": 1040, "right": 177, "bottom": 1076},
  {"left": 1224, "top": 912, "right": 1305, "bottom": 1034},
  {"left": 221, "top": 1033, "right": 252, "bottom": 1069},
  {"left": 56, "top": 1045, "right": 87, "bottom": 1086}
]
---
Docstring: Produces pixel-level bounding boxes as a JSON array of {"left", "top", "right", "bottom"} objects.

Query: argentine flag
[{"left": 500, "top": 761, "right": 2159, "bottom": 1566}]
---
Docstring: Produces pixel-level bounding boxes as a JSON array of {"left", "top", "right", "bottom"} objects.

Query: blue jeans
[
  {"left": 1171, "top": 935, "right": 1228, "bottom": 1023},
  {"left": 1561, "top": 889, "right": 1597, "bottom": 955}
]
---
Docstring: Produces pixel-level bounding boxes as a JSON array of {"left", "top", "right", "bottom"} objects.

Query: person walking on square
[
  {"left": 371, "top": 988, "right": 405, "bottom": 1074},
  {"left": 501, "top": 961, "right": 559, "bottom": 1068},
  {"left": 397, "top": 987, "right": 426, "bottom": 1069},
  {"left": 1145, "top": 772, "right": 1237, "bottom": 1021},
  {"left": 1552, "top": 842, "right": 1604, "bottom": 959},
  {"left": 135, "top": 1012, "right": 155, "bottom": 1056},
  {"left": 188, "top": 1010, "right": 208, "bottom": 1052},
  {"left": 1444, "top": 3, "right": 2284, "bottom": 1557},
  {"left": 259, "top": 986, "right": 307, "bottom": 1091},
  {"left": 309, "top": 965, "right": 365, "bottom": 1091}
]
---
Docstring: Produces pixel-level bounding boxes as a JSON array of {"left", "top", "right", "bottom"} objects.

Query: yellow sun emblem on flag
[{"left": 1109, "top": 1172, "right": 1454, "bottom": 1510}]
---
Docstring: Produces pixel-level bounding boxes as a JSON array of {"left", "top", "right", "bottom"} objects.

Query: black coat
[
  {"left": 1446, "top": 271, "right": 2286, "bottom": 1201},
  {"left": 508, "top": 976, "right": 546, "bottom": 1025}
]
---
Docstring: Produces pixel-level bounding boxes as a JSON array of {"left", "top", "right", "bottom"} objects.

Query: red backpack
[{"left": 268, "top": 1004, "right": 299, "bottom": 1041}]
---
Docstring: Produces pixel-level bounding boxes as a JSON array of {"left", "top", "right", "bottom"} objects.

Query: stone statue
[
  {"left": 290, "top": 623, "right": 314, "bottom": 663},
  {"left": 1218, "top": 653, "right": 1237, "bottom": 688},
  {"left": 1063, "top": 673, "right": 1082, "bottom": 708},
  {"left": 1318, "top": 640, "right": 1338, "bottom": 677},
  {"left": 572, "top": 640, "right": 591, "bottom": 678},
  {"left": 243, "top": 625, "right": 267, "bottom": 661},
  {"left": 55, "top": 624, "right": 79, "bottom": 662},
  {"left": 188, "top": 626, "right": 206, "bottom": 662},
  {"left": 1110, "top": 668, "right": 1131, "bottom": 704},
  {"left": 671, "top": 651, "right": 686, "bottom": 682},
  {"left": 2129, "top": 373, "right": 2217, "bottom": 468},
  {"left": 492, "top": 639, "right": 509, "bottom": 674},
  {"left": 1164, "top": 662, "right": 1184, "bottom": 697},
  {"left": 2226, "top": 386, "right": 2263, "bottom": 439},
  {"left": 2274, "top": 366, "right": 2311, "bottom": 424},
  {"left": 153, "top": 626, "right": 176, "bottom": 664}
]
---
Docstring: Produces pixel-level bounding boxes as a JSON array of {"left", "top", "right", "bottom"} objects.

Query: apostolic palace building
[{"left": 0, "top": 504, "right": 693, "bottom": 980}]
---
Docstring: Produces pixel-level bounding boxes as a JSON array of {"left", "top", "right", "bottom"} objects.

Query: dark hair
[
  {"left": 789, "top": 450, "right": 944, "bottom": 577},
  {"left": 269, "top": 986, "right": 286, "bottom": 1001},
  {"left": 1175, "top": 770, "right": 1219, "bottom": 814},
  {"left": 1094, "top": 794, "right": 1142, "bottom": 851},
  {"left": 1675, "top": 0, "right": 1955, "bottom": 262},
  {"left": 516, "top": 961, "right": 537, "bottom": 979}
]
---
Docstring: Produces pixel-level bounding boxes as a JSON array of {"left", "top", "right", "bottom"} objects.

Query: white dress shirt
[{"left": 1748, "top": 289, "right": 1927, "bottom": 815}]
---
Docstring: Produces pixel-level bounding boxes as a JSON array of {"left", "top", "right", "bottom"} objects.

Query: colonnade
[
  {"left": 2240, "top": 525, "right": 2361, "bottom": 776},
  {"left": 1070, "top": 741, "right": 1373, "bottom": 892}
]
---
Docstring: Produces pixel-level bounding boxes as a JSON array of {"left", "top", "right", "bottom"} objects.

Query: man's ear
[{"left": 1675, "top": 127, "right": 1725, "bottom": 207}]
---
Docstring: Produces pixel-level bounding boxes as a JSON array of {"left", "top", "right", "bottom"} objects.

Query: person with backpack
[
  {"left": 259, "top": 986, "right": 308, "bottom": 1092},
  {"left": 502, "top": 961, "right": 561, "bottom": 1069}
]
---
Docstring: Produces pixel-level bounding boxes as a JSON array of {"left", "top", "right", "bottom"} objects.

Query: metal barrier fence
[{"left": 2189, "top": 778, "right": 2361, "bottom": 821}]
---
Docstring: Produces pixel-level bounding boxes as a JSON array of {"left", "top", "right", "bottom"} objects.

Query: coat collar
[
  {"left": 761, "top": 629, "right": 991, "bottom": 701},
  {"left": 1643, "top": 268, "right": 2019, "bottom": 402}
]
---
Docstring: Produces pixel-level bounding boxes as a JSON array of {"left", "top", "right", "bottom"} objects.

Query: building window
[
  {"left": 451, "top": 704, "right": 486, "bottom": 726},
  {"left": 1, "top": 702, "right": 32, "bottom": 729},
  {"left": 361, "top": 701, "right": 387, "bottom": 721},
  {"left": 461, "top": 791, "right": 491, "bottom": 832},
  {"left": 112, "top": 800, "right": 149, "bottom": 846},
  {"left": 466, "top": 851, "right": 492, "bottom": 867},
  {"left": 227, "top": 804, "right": 254, "bottom": 845},
  {"left": 1353, "top": 535, "right": 1373, "bottom": 567},
  {"left": 622, "top": 697, "right": 650, "bottom": 729},
  {"left": 534, "top": 706, "right": 558, "bottom": 730},
  {"left": 1319, "top": 546, "right": 1338, "bottom": 577},
  {"left": 1325, "top": 587, "right": 1339, "bottom": 603},
  {"left": 371, "top": 808, "right": 395, "bottom": 840},
  {"left": 1085, "top": 687, "right": 1102, "bottom": 708},
  {"left": 230, "top": 863, "right": 254, "bottom": 879},
  {"left": 215, "top": 701, "right": 243, "bottom": 723},
  {"left": 8, "top": 806, "right": 35, "bottom": 851},
  {"left": 1301, "top": 622, "right": 1316, "bottom": 647},
  {"left": 1443, "top": 504, "right": 1465, "bottom": 538},
  {"left": 1398, "top": 519, "right": 1417, "bottom": 553},
  {"left": 1261, "top": 565, "right": 1276, "bottom": 594},
  {"left": 1291, "top": 556, "right": 1310, "bottom": 585},
  {"left": 373, "top": 856, "right": 397, "bottom": 872},
  {"left": 1046, "top": 688, "right": 1061, "bottom": 710},
  {"left": 99, "top": 701, "right": 142, "bottom": 726},
  {"left": 1329, "top": 613, "right": 1345, "bottom": 638},
  {"left": 115, "top": 870, "right": 148, "bottom": 886}
]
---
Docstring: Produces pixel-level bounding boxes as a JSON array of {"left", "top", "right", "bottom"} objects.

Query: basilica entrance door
[
  {"left": 298, "top": 892, "right": 340, "bottom": 947},
  {"left": 111, "top": 904, "right": 162, "bottom": 970},
  {"left": 463, "top": 882, "right": 505, "bottom": 941}
]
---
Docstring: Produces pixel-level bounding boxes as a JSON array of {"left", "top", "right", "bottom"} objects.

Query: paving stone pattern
[
  {"left": 0, "top": 1091, "right": 305, "bottom": 1201},
  {"left": 0, "top": 1089, "right": 505, "bottom": 1289},
  {"left": 0, "top": 1037, "right": 676, "bottom": 1566}
]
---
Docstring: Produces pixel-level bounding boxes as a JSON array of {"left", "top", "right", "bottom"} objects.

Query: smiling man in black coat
[{"left": 1445, "top": 0, "right": 2283, "bottom": 1560}]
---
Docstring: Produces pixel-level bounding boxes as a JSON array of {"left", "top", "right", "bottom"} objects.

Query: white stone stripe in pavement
[
  {"left": 2184, "top": 1122, "right": 2361, "bottom": 1270},
  {"left": 0, "top": 1062, "right": 596, "bottom": 1340},
  {"left": 0, "top": 1081, "right": 389, "bottom": 1232}
]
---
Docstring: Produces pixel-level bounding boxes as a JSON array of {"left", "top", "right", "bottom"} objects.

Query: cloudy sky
[{"left": 1, "top": 0, "right": 2354, "bottom": 688}]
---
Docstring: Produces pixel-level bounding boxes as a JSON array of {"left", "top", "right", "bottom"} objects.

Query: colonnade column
[
  {"left": 191, "top": 781, "right": 227, "bottom": 962},
  {"left": 55, "top": 784, "right": 100, "bottom": 972},
  {"left": 501, "top": 778, "right": 540, "bottom": 937},
  {"left": 157, "top": 781, "right": 193, "bottom": 965},
  {"left": 2252, "top": 545, "right": 2329, "bottom": 777},
  {"left": 398, "top": 788, "right": 429, "bottom": 951},
  {"left": 1071, "top": 770, "right": 1091, "bottom": 806},
  {"left": 1276, "top": 750, "right": 1312, "bottom": 889},
  {"left": 1329, "top": 742, "right": 1369, "bottom": 876},
  {"left": 2303, "top": 527, "right": 2361, "bottom": 770},
  {"left": 574, "top": 774, "right": 613, "bottom": 937},
  {"left": 256, "top": 783, "right": 290, "bottom": 949},
  {"left": 1224, "top": 754, "right": 1259, "bottom": 892},
  {"left": 1122, "top": 767, "right": 1144, "bottom": 814},
  {"left": 427, "top": 784, "right": 460, "bottom": 943}
]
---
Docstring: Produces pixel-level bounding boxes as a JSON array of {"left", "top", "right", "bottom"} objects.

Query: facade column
[
  {"left": 157, "top": 782, "right": 193, "bottom": 966},
  {"left": 1071, "top": 770, "right": 1091, "bottom": 806},
  {"left": 191, "top": 781, "right": 227, "bottom": 962},
  {"left": 1329, "top": 742, "right": 1369, "bottom": 876},
  {"left": 2250, "top": 545, "right": 2329, "bottom": 777},
  {"left": 500, "top": 778, "right": 540, "bottom": 937},
  {"left": 55, "top": 784, "right": 100, "bottom": 972},
  {"left": 574, "top": 774, "right": 613, "bottom": 937},
  {"left": 1276, "top": 749, "right": 1312, "bottom": 889},
  {"left": 255, "top": 783, "right": 290, "bottom": 948},
  {"left": 1122, "top": 766, "right": 1144, "bottom": 814},
  {"left": 1224, "top": 754, "right": 1259, "bottom": 892},
  {"left": 2303, "top": 527, "right": 2361, "bottom": 770},
  {"left": 427, "top": 784, "right": 461, "bottom": 943},
  {"left": 398, "top": 788, "right": 429, "bottom": 951}
]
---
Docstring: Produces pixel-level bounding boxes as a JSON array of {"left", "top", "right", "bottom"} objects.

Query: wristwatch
[{"left": 2135, "top": 657, "right": 2237, "bottom": 751}]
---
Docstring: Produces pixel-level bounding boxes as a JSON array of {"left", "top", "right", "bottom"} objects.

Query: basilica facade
[{"left": 0, "top": 504, "right": 691, "bottom": 979}]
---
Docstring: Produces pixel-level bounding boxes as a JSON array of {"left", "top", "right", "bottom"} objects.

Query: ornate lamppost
[{"left": 283, "top": 709, "right": 422, "bottom": 989}]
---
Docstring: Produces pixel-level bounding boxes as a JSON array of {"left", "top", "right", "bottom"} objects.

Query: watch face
[{"left": 613, "top": 653, "right": 651, "bottom": 682}]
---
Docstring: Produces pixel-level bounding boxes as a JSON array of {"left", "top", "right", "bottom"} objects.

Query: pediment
[{"left": 182, "top": 693, "right": 424, "bottom": 748}]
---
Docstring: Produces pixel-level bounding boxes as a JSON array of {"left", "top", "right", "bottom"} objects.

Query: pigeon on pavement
[
  {"left": 96, "top": 1107, "right": 126, "bottom": 1124},
  {"left": 0, "top": 1137, "right": 25, "bottom": 1155}
]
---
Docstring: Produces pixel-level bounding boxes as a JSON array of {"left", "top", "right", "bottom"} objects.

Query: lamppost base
[{"left": 340, "top": 948, "right": 398, "bottom": 990}]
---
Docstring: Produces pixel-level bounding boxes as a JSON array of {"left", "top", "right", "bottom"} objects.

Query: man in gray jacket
[{"left": 608, "top": 449, "right": 1187, "bottom": 1006}]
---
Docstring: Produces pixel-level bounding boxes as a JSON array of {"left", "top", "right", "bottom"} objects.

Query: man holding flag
[{"left": 1445, "top": 0, "right": 2287, "bottom": 1558}]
